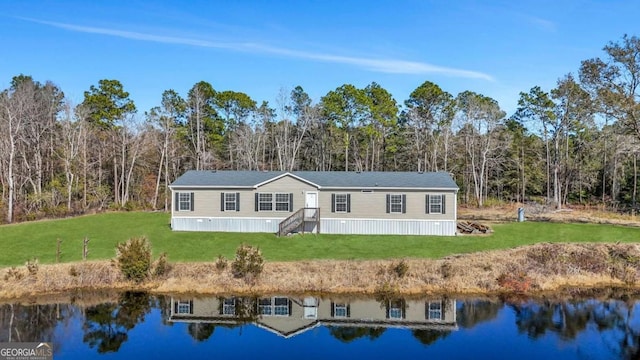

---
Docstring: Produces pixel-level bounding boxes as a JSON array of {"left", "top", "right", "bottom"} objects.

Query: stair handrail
[{"left": 278, "top": 208, "right": 305, "bottom": 236}]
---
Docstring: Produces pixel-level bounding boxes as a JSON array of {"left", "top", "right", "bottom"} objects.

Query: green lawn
[{"left": 0, "top": 212, "right": 638, "bottom": 266}]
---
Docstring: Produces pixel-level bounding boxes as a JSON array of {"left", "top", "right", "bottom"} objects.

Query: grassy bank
[
  {"left": 0, "top": 243, "right": 638, "bottom": 299},
  {"left": 1, "top": 211, "right": 639, "bottom": 266}
]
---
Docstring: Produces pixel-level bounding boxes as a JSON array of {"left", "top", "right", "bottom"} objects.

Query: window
[
  {"left": 389, "top": 194, "right": 403, "bottom": 214},
  {"left": 332, "top": 193, "right": 350, "bottom": 213},
  {"left": 387, "top": 299, "right": 405, "bottom": 319},
  {"left": 256, "top": 193, "right": 292, "bottom": 212},
  {"left": 275, "top": 193, "right": 290, "bottom": 212},
  {"left": 274, "top": 297, "right": 289, "bottom": 315},
  {"left": 178, "top": 192, "right": 192, "bottom": 211},
  {"left": 223, "top": 193, "right": 239, "bottom": 211},
  {"left": 176, "top": 300, "right": 191, "bottom": 314},
  {"left": 333, "top": 303, "right": 349, "bottom": 318},
  {"left": 222, "top": 298, "right": 236, "bottom": 316},
  {"left": 258, "top": 193, "right": 273, "bottom": 211},
  {"left": 426, "top": 194, "right": 445, "bottom": 214},
  {"left": 258, "top": 297, "right": 290, "bottom": 316},
  {"left": 258, "top": 298, "right": 272, "bottom": 315},
  {"left": 427, "top": 301, "right": 443, "bottom": 320}
]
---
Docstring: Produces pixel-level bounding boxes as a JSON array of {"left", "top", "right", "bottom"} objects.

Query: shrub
[
  {"left": 231, "top": 244, "right": 264, "bottom": 279},
  {"left": 25, "top": 258, "right": 39, "bottom": 276},
  {"left": 3, "top": 267, "right": 24, "bottom": 281},
  {"left": 374, "top": 281, "right": 400, "bottom": 303},
  {"left": 497, "top": 272, "right": 531, "bottom": 293},
  {"left": 215, "top": 255, "right": 228, "bottom": 272},
  {"left": 69, "top": 266, "right": 79, "bottom": 277},
  {"left": 440, "top": 261, "right": 455, "bottom": 279},
  {"left": 153, "top": 252, "right": 171, "bottom": 278},
  {"left": 116, "top": 236, "right": 152, "bottom": 282},
  {"left": 391, "top": 260, "right": 409, "bottom": 278}
]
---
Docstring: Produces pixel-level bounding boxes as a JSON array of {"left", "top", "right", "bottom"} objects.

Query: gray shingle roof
[{"left": 170, "top": 170, "right": 458, "bottom": 190}]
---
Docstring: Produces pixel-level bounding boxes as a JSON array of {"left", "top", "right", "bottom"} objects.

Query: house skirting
[
  {"left": 321, "top": 218, "right": 456, "bottom": 236},
  {"left": 171, "top": 217, "right": 456, "bottom": 236}
]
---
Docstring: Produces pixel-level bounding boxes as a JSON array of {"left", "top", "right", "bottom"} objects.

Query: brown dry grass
[
  {"left": 458, "top": 203, "right": 640, "bottom": 227},
  {"left": 1, "top": 243, "right": 639, "bottom": 301}
]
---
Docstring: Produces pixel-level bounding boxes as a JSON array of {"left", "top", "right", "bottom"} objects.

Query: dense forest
[{"left": 1, "top": 35, "right": 640, "bottom": 223}]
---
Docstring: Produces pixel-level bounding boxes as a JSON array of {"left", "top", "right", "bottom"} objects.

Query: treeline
[{"left": 1, "top": 35, "right": 640, "bottom": 223}]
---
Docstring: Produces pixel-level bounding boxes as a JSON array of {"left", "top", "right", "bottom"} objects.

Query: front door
[
  {"left": 304, "top": 191, "right": 319, "bottom": 233},
  {"left": 305, "top": 191, "right": 318, "bottom": 209}
]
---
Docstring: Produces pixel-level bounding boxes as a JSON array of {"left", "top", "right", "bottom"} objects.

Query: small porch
[{"left": 278, "top": 207, "right": 320, "bottom": 237}]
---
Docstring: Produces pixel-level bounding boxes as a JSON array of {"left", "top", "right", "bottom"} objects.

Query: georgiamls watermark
[{"left": 0, "top": 343, "right": 53, "bottom": 360}]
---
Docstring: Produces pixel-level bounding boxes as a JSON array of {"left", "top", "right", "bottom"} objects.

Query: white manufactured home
[
  {"left": 169, "top": 171, "right": 458, "bottom": 236},
  {"left": 169, "top": 295, "right": 458, "bottom": 338}
]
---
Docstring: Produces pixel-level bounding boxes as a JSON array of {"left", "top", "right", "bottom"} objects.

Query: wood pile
[{"left": 457, "top": 221, "right": 492, "bottom": 234}]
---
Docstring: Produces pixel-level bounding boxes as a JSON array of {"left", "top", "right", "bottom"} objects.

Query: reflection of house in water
[{"left": 169, "top": 296, "right": 457, "bottom": 338}]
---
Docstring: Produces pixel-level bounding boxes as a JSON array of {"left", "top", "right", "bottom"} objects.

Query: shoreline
[{"left": 1, "top": 242, "right": 639, "bottom": 302}]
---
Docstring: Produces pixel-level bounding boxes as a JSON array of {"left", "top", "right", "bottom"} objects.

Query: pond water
[{"left": 1, "top": 292, "right": 639, "bottom": 359}]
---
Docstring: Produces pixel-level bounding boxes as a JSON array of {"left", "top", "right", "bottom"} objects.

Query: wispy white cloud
[
  {"left": 20, "top": 17, "right": 494, "bottom": 81},
  {"left": 526, "top": 15, "right": 556, "bottom": 32}
]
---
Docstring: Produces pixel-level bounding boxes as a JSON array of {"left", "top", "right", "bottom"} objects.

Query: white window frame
[
  {"left": 224, "top": 193, "right": 237, "bottom": 211},
  {"left": 258, "top": 298, "right": 272, "bottom": 315},
  {"left": 258, "top": 297, "right": 289, "bottom": 316},
  {"left": 388, "top": 300, "right": 404, "bottom": 319},
  {"left": 222, "top": 298, "right": 236, "bottom": 316},
  {"left": 258, "top": 193, "right": 273, "bottom": 211},
  {"left": 333, "top": 303, "right": 348, "bottom": 318},
  {"left": 334, "top": 194, "right": 348, "bottom": 213},
  {"left": 176, "top": 300, "right": 191, "bottom": 314},
  {"left": 389, "top": 194, "right": 403, "bottom": 214},
  {"left": 274, "top": 297, "right": 289, "bottom": 315},
  {"left": 429, "top": 195, "right": 443, "bottom": 214},
  {"left": 178, "top": 192, "right": 191, "bottom": 212},
  {"left": 275, "top": 193, "right": 290, "bottom": 212},
  {"left": 427, "top": 301, "right": 443, "bottom": 320},
  {"left": 258, "top": 193, "right": 290, "bottom": 212}
]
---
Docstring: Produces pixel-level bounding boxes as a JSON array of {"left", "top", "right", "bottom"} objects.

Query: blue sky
[{"left": 1, "top": 0, "right": 639, "bottom": 116}]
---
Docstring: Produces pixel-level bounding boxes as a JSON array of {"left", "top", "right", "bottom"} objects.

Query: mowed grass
[{"left": 0, "top": 212, "right": 639, "bottom": 266}]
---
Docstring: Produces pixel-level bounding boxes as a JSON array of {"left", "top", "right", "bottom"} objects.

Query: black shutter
[
  {"left": 288, "top": 299, "right": 292, "bottom": 316},
  {"left": 402, "top": 194, "right": 406, "bottom": 214},
  {"left": 255, "top": 193, "right": 259, "bottom": 212},
  {"left": 330, "top": 302, "right": 335, "bottom": 317},
  {"left": 347, "top": 194, "right": 351, "bottom": 213},
  {"left": 346, "top": 304, "right": 351, "bottom": 318},
  {"left": 289, "top": 193, "right": 293, "bottom": 212},
  {"left": 174, "top": 300, "right": 179, "bottom": 314},
  {"left": 190, "top": 192, "right": 194, "bottom": 211},
  {"left": 385, "top": 301, "right": 390, "bottom": 319},
  {"left": 331, "top": 194, "right": 335, "bottom": 213},
  {"left": 236, "top": 193, "right": 240, "bottom": 212},
  {"left": 402, "top": 301, "right": 406, "bottom": 319},
  {"left": 218, "top": 297, "right": 224, "bottom": 315},
  {"left": 441, "top": 194, "right": 446, "bottom": 214},
  {"left": 174, "top": 192, "right": 179, "bottom": 211},
  {"left": 425, "top": 194, "right": 430, "bottom": 214},
  {"left": 386, "top": 194, "right": 390, "bottom": 213},
  {"left": 189, "top": 300, "right": 194, "bottom": 314},
  {"left": 221, "top": 193, "right": 225, "bottom": 211}
]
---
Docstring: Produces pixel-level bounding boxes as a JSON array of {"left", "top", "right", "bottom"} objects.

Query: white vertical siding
[
  {"left": 172, "top": 217, "right": 456, "bottom": 236},
  {"left": 320, "top": 218, "right": 456, "bottom": 236}
]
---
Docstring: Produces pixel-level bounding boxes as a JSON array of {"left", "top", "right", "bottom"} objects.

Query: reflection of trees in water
[
  {"left": 188, "top": 323, "right": 216, "bottom": 342},
  {"left": 510, "top": 299, "right": 640, "bottom": 359},
  {"left": 412, "top": 329, "right": 451, "bottom": 345},
  {"left": 82, "top": 292, "right": 151, "bottom": 353},
  {"left": 156, "top": 295, "right": 173, "bottom": 327},
  {"left": 0, "top": 301, "right": 75, "bottom": 355},
  {"left": 328, "top": 326, "right": 386, "bottom": 343},
  {"left": 456, "top": 300, "right": 502, "bottom": 329}
]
